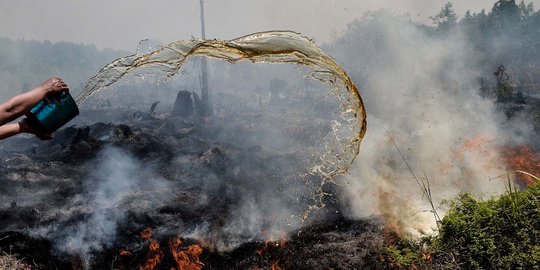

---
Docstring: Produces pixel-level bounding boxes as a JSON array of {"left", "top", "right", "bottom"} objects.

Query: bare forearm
[
  {"left": 0, "top": 86, "right": 48, "bottom": 125},
  {"left": 0, "top": 77, "right": 69, "bottom": 126},
  {"left": 0, "top": 122, "right": 24, "bottom": 140}
]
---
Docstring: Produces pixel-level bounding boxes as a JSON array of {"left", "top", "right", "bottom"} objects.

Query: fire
[
  {"left": 255, "top": 232, "right": 288, "bottom": 270},
  {"left": 271, "top": 259, "right": 285, "bottom": 270},
  {"left": 376, "top": 189, "right": 407, "bottom": 236},
  {"left": 444, "top": 134, "right": 501, "bottom": 175},
  {"left": 256, "top": 242, "right": 269, "bottom": 256},
  {"left": 140, "top": 227, "right": 153, "bottom": 240},
  {"left": 461, "top": 135, "right": 494, "bottom": 152},
  {"left": 170, "top": 237, "right": 204, "bottom": 270},
  {"left": 126, "top": 227, "right": 207, "bottom": 270},
  {"left": 445, "top": 135, "right": 539, "bottom": 187},
  {"left": 421, "top": 250, "right": 432, "bottom": 263},
  {"left": 119, "top": 249, "right": 132, "bottom": 256},
  {"left": 256, "top": 233, "right": 287, "bottom": 256},
  {"left": 141, "top": 240, "right": 164, "bottom": 270},
  {"left": 501, "top": 145, "right": 540, "bottom": 186},
  {"left": 139, "top": 227, "right": 164, "bottom": 270}
]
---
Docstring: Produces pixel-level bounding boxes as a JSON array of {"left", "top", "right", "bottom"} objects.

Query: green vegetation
[{"left": 385, "top": 181, "right": 540, "bottom": 269}]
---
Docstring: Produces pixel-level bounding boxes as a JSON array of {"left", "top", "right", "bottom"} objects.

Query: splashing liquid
[{"left": 76, "top": 31, "right": 366, "bottom": 215}]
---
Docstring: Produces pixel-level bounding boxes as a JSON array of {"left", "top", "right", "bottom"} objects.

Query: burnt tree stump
[{"left": 172, "top": 90, "right": 194, "bottom": 117}]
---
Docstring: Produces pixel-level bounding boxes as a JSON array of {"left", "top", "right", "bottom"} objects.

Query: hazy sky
[{"left": 1, "top": 0, "right": 539, "bottom": 51}]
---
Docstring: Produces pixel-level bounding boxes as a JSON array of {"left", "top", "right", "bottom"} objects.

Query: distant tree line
[
  {"left": 0, "top": 38, "right": 127, "bottom": 98},
  {"left": 437, "top": 0, "right": 540, "bottom": 99},
  {"left": 328, "top": 0, "right": 540, "bottom": 103}
]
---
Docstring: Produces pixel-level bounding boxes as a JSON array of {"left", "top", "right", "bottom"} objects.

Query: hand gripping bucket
[{"left": 25, "top": 91, "right": 79, "bottom": 133}]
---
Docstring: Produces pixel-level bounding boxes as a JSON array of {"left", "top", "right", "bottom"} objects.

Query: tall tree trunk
[{"left": 199, "top": 0, "right": 212, "bottom": 115}]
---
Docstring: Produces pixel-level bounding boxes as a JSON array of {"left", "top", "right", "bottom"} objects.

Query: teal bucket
[{"left": 26, "top": 91, "right": 79, "bottom": 133}]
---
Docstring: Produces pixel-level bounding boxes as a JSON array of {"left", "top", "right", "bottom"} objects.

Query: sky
[{"left": 1, "top": 0, "right": 539, "bottom": 51}]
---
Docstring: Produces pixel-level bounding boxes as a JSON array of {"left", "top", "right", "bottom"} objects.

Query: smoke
[
  {"left": 1, "top": 32, "right": 363, "bottom": 266},
  {"left": 61, "top": 148, "right": 143, "bottom": 253},
  {"left": 332, "top": 11, "right": 516, "bottom": 235},
  {"left": 30, "top": 147, "right": 173, "bottom": 264},
  {"left": 68, "top": 31, "right": 366, "bottom": 251}
]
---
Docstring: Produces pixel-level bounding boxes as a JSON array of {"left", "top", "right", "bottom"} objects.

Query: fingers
[
  {"left": 57, "top": 82, "right": 69, "bottom": 90},
  {"left": 47, "top": 76, "right": 70, "bottom": 93},
  {"left": 52, "top": 77, "right": 66, "bottom": 87}
]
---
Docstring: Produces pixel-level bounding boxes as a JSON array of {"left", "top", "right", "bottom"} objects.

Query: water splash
[{"left": 77, "top": 30, "right": 366, "bottom": 181}]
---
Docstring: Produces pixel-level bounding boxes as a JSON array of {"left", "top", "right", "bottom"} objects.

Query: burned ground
[{"left": 0, "top": 109, "right": 388, "bottom": 270}]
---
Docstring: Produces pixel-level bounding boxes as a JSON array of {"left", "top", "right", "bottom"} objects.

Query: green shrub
[
  {"left": 433, "top": 183, "right": 540, "bottom": 269},
  {"left": 385, "top": 241, "right": 429, "bottom": 269}
]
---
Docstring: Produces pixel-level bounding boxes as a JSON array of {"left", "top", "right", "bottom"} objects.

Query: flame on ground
[
  {"left": 446, "top": 135, "right": 539, "bottom": 187},
  {"left": 377, "top": 189, "right": 406, "bottom": 236},
  {"left": 271, "top": 259, "right": 285, "bottom": 270},
  {"left": 123, "top": 228, "right": 207, "bottom": 270},
  {"left": 140, "top": 227, "right": 153, "bottom": 240},
  {"left": 502, "top": 145, "right": 540, "bottom": 186},
  {"left": 256, "top": 232, "right": 287, "bottom": 256},
  {"left": 119, "top": 249, "right": 132, "bottom": 256},
  {"left": 374, "top": 133, "right": 539, "bottom": 236},
  {"left": 170, "top": 237, "right": 204, "bottom": 270},
  {"left": 141, "top": 240, "right": 164, "bottom": 270},
  {"left": 136, "top": 227, "right": 164, "bottom": 270}
]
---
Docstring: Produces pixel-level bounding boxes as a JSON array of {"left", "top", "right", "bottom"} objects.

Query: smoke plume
[{"left": 332, "top": 10, "right": 520, "bottom": 234}]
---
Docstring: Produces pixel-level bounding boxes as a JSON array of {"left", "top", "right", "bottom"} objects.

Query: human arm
[
  {"left": 0, "top": 118, "right": 52, "bottom": 140},
  {"left": 0, "top": 123, "right": 23, "bottom": 140},
  {"left": 0, "top": 77, "right": 69, "bottom": 126},
  {"left": 0, "top": 119, "right": 52, "bottom": 140}
]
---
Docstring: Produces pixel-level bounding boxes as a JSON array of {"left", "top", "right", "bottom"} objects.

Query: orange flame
[
  {"left": 140, "top": 240, "right": 164, "bottom": 270},
  {"left": 501, "top": 145, "right": 540, "bottom": 186},
  {"left": 278, "top": 232, "right": 287, "bottom": 249},
  {"left": 461, "top": 135, "right": 494, "bottom": 152},
  {"left": 170, "top": 237, "right": 204, "bottom": 270},
  {"left": 256, "top": 233, "right": 287, "bottom": 256},
  {"left": 119, "top": 249, "right": 132, "bottom": 256},
  {"left": 422, "top": 250, "right": 432, "bottom": 263},
  {"left": 255, "top": 232, "right": 288, "bottom": 270},
  {"left": 376, "top": 189, "right": 407, "bottom": 236},
  {"left": 443, "top": 135, "right": 539, "bottom": 187},
  {"left": 271, "top": 259, "right": 285, "bottom": 270},
  {"left": 138, "top": 227, "right": 164, "bottom": 270},
  {"left": 256, "top": 244, "right": 268, "bottom": 256},
  {"left": 140, "top": 227, "right": 153, "bottom": 240},
  {"left": 443, "top": 135, "right": 501, "bottom": 175}
]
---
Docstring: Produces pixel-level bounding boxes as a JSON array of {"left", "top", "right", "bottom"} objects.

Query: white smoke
[
  {"left": 31, "top": 147, "right": 173, "bottom": 265},
  {"left": 332, "top": 11, "right": 509, "bottom": 235}
]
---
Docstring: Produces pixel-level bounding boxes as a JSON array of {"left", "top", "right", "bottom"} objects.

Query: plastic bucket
[{"left": 25, "top": 91, "right": 79, "bottom": 133}]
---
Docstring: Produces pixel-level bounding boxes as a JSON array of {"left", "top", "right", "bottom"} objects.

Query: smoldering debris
[
  {"left": 0, "top": 216, "right": 390, "bottom": 269},
  {"left": 0, "top": 93, "right": 351, "bottom": 268},
  {"left": 0, "top": 30, "right": 370, "bottom": 267}
]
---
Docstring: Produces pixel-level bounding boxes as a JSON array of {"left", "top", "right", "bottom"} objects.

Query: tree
[
  {"left": 492, "top": 0, "right": 521, "bottom": 27},
  {"left": 518, "top": 1, "right": 535, "bottom": 19},
  {"left": 431, "top": 2, "right": 458, "bottom": 32},
  {"left": 494, "top": 64, "right": 514, "bottom": 101}
]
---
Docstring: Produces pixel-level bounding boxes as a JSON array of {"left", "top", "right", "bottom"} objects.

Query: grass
[{"left": 386, "top": 130, "right": 442, "bottom": 227}]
